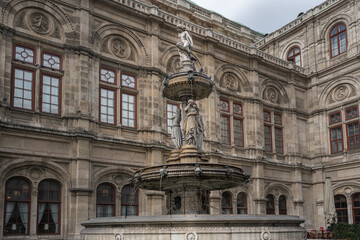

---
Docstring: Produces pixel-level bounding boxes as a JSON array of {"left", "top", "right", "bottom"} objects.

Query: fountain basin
[
  {"left": 81, "top": 214, "right": 306, "bottom": 240},
  {"left": 162, "top": 71, "right": 214, "bottom": 101},
  {"left": 133, "top": 163, "right": 250, "bottom": 191}
]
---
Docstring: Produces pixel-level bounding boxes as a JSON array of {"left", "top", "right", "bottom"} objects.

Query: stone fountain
[{"left": 81, "top": 25, "right": 306, "bottom": 240}]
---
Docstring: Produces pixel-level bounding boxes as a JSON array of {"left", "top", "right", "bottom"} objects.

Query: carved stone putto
[{"left": 30, "top": 12, "right": 51, "bottom": 34}]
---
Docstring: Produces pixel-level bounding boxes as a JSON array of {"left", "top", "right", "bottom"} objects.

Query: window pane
[
  {"left": 13, "top": 68, "right": 33, "bottom": 110},
  {"left": 122, "top": 74, "right": 136, "bottom": 88},
  {"left": 100, "top": 88, "right": 115, "bottom": 124},
  {"left": 121, "top": 184, "right": 138, "bottom": 216},
  {"left": 219, "top": 100, "right": 229, "bottom": 112},
  {"left": 263, "top": 111, "right": 271, "bottom": 122},
  {"left": 121, "top": 93, "right": 136, "bottom": 127},
  {"left": 234, "top": 119, "right": 243, "bottom": 147},
  {"left": 275, "top": 127, "right": 283, "bottom": 154},
  {"left": 233, "top": 103, "right": 242, "bottom": 115},
  {"left": 15, "top": 46, "right": 34, "bottom": 63},
  {"left": 43, "top": 53, "right": 61, "bottom": 70},
  {"left": 266, "top": 194, "right": 275, "bottom": 214},
  {"left": 41, "top": 75, "right": 60, "bottom": 114},
  {"left": 264, "top": 125, "right": 272, "bottom": 151},
  {"left": 167, "top": 103, "right": 178, "bottom": 134},
  {"left": 274, "top": 114, "right": 282, "bottom": 125},
  {"left": 100, "top": 68, "right": 115, "bottom": 84},
  {"left": 331, "top": 36, "right": 338, "bottom": 56},
  {"left": 339, "top": 32, "right": 346, "bottom": 53},
  {"left": 346, "top": 107, "right": 358, "bottom": 120},
  {"left": 220, "top": 115, "right": 230, "bottom": 144}
]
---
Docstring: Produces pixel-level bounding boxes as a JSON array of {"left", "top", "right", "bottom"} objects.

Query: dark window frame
[
  {"left": 96, "top": 183, "right": 116, "bottom": 218},
  {"left": 40, "top": 73, "right": 62, "bottom": 115},
  {"left": 37, "top": 179, "right": 61, "bottom": 235},
  {"left": 335, "top": 194, "right": 348, "bottom": 223},
  {"left": 346, "top": 121, "right": 360, "bottom": 150},
  {"left": 221, "top": 191, "right": 233, "bottom": 214},
  {"left": 236, "top": 192, "right": 247, "bottom": 214},
  {"left": 330, "top": 125, "right": 343, "bottom": 154},
  {"left": 330, "top": 23, "right": 347, "bottom": 58},
  {"left": 287, "top": 46, "right": 301, "bottom": 66},
  {"left": 3, "top": 177, "right": 31, "bottom": 236},
  {"left": 11, "top": 66, "right": 36, "bottom": 111},
  {"left": 99, "top": 86, "right": 117, "bottom": 125},
  {"left": 41, "top": 51, "right": 62, "bottom": 71}
]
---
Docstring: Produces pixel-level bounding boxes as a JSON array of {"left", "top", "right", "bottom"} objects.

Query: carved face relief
[
  {"left": 114, "top": 233, "right": 122, "bottom": 240},
  {"left": 334, "top": 85, "right": 349, "bottom": 101},
  {"left": 266, "top": 87, "right": 278, "bottom": 103},
  {"left": 30, "top": 12, "right": 51, "bottom": 34}
]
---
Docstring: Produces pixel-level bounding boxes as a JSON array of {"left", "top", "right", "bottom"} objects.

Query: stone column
[
  {"left": 253, "top": 159, "right": 266, "bottom": 214},
  {"left": 68, "top": 139, "right": 92, "bottom": 240},
  {"left": 292, "top": 165, "right": 304, "bottom": 217},
  {"left": 209, "top": 191, "right": 221, "bottom": 214},
  {"left": 145, "top": 190, "right": 165, "bottom": 216}
]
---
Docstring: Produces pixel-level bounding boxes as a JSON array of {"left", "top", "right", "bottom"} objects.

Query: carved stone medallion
[
  {"left": 334, "top": 85, "right": 349, "bottom": 101},
  {"left": 28, "top": 167, "right": 44, "bottom": 180},
  {"left": 114, "top": 233, "right": 122, "bottom": 240},
  {"left": 111, "top": 39, "right": 130, "bottom": 58},
  {"left": 30, "top": 12, "right": 52, "bottom": 34},
  {"left": 261, "top": 230, "right": 271, "bottom": 240},
  {"left": 266, "top": 87, "right": 278, "bottom": 103},
  {"left": 223, "top": 74, "right": 238, "bottom": 91},
  {"left": 185, "top": 232, "right": 198, "bottom": 240}
]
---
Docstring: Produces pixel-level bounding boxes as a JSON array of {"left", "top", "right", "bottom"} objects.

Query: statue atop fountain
[{"left": 176, "top": 24, "right": 194, "bottom": 71}]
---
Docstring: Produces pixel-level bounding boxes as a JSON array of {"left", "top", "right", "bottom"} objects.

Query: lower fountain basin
[
  {"left": 133, "top": 163, "right": 250, "bottom": 191},
  {"left": 81, "top": 214, "right": 306, "bottom": 240}
]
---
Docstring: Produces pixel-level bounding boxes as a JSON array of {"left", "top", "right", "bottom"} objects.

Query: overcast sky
[{"left": 191, "top": 0, "right": 325, "bottom": 34}]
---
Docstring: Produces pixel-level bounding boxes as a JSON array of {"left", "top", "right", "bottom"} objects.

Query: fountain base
[{"left": 81, "top": 214, "right": 306, "bottom": 240}]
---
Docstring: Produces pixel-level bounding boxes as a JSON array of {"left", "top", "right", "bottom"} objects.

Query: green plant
[{"left": 334, "top": 223, "right": 360, "bottom": 240}]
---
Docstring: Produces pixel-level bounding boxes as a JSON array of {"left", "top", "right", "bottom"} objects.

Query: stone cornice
[{"left": 105, "top": 0, "right": 305, "bottom": 75}]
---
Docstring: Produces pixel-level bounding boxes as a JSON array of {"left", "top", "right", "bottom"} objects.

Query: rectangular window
[
  {"left": 121, "top": 93, "right": 136, "bottom": 128},
  {"left": 100, "top": 68, "right": 116, "bottom": 85},
  {"left": 100, "top": 88, "right": 116, "bottom": 124},
  {"left": 167, "top": 103, "right": 179, "bottom": 134},
  {"left": 264, "top": 125, "right": 272, "bottom": 151},
  {"left": 41, "top": 74, "right": 60, "bottom": 114},
  {"left": 121, "top": 73, "right": 136, "bottom": 89},
  {"left": 275, "top": 127, "right": 283, "bottom": 154},
  {"left": 330, "top": 126, "right": 343, "bottom": 153},
  {"left": 345, "top": 107, "right": 359, "bottom": 120},
  {"left": 42, "top": 52, "right": 61, "bottom": 70},
  {"left": 12, "top": 68, "right": 34, "bottom": 110},
  {"left": 331, "top": 36, "right": 338, "bottom": 57},
  {"left": 339, "top": 32, "right": 346, "bottom": 54},
  {"left": 14, "top": 45, "right": 35, "bottom": 64},
  {"left": 347, "top": 122, "right": 359, "bottom": 150},
  {"left": 234, "top": 118, "right": 243, "bottom": 147},
  {"left": 329, "top": 112, "right": 341, "bottom": 125},
  {"left": 220, "top": 115, "right": 230, "bottom": 144}
]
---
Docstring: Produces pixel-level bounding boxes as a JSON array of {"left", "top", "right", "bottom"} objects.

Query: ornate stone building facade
[{"left": 0, "top": 0, "right": 359, "bottom": 239}]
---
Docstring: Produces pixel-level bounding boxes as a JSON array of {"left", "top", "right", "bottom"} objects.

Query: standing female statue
[
  {"left": 184, "top": 100, "right": 204, "bottom": 149},
  {"left": 170, "top": 108, "right": 183, "bottom": 149}
]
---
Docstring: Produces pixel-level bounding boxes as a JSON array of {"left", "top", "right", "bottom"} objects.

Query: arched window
[
  {"left": 96, "top": 183, "right": 115, "bottom": 217},
  {"left": 279, "top": 195, "right": 287, "bottom": 215},
  {"left": 287, "top": 47, "right": 301, "bottom": 66},
  {"left": 221, "top": 191, "right": 233, "bottom": 214},
  {"left": 38, "top": 179, "right": 61, "bottom": 234},
  {"left": 4, "top": 177, "right": 31, "bottom": 235},
  {"left": 266, "top": 194, "right": 275, "bottom": 214},
  {"left": 330, "top": 23, "right": 347, "bottom": 57},
  {"left": 335, "top": 194, "right": 348, "bottom": 223},
  {"left": 352, "top": 193, "right": 360, "bottom": 224},
  {"left": 121, "top": 184, "right": 138, "bottom": 216},
  {"left": 237, "top": 192, "right": 247, "bottom": 214}
]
